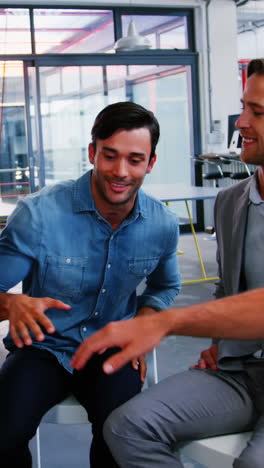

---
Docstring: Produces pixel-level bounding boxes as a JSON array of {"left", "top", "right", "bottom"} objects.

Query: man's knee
[
  {"left": 104, "top": 397, "right": 159, "bottom": 450},
  {"left": 104, "top": 403, "right": 142, "bottom": 444},
  {"left": 103, "top": 394, "right": 172, "bottom": 448}
]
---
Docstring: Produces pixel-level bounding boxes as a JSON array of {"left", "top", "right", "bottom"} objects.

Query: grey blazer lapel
[{"left": 231, "top": 181, "right": 250, "bottom": 293}]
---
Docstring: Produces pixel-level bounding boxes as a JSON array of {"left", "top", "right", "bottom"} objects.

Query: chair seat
[
  {"left": 181, "top": 432, "right": 252, "bottom": 468},
  {"left": 42, "top": 394, "right": 88, "bottom": 424}
]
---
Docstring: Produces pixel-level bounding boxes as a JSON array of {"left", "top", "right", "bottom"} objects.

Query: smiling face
[
  {"left": 88, "top": 127, "right": 156, "bottom": 217},
  {"left": 236, "top": 73, "right": 264, "bottom": 166}
]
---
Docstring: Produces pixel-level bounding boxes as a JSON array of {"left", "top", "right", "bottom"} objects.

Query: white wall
[
  {"left": 203, "top": 0, "right": 241, "bottom": 153},
  {"left": 238, "top": 28, "right": 264, "bottom": 60}
]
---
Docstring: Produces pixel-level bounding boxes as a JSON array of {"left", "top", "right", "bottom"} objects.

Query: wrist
[
  {"left": 137, "top": 306, "right": 157, "bottom": 317},
  {"left": 160, "top": 307, "right": 186, "bottom": 337},
  {"left": 0, "top": 292, "right": 24, "bottom": 321}
]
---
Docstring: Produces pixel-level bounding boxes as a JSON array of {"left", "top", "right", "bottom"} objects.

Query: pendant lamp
[{"left": 114, "top": 20, "right": 152, "bottom": 52}]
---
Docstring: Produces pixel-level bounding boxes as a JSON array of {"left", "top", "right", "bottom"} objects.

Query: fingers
[
  {"left": 210, "top": 344, "right": 218, "bottom": 362},
  {"left": 37, "top": 314, "right": 55, "bottom": 335},
  {"left": 9, "top": 323, "right": 24, "bottom": 348},
  {"left": 191, "top": 358, "right": 206, "bottom": 369},
  {"left": 131, "top": 357, "right": 139, "bottom": 371},
  {"left": 43, "top": 298, "right": 71, "bottom": 311},
  {"left": 131, "top": 357, "right": 146, "bottom": 383},
  {"left": 201, "top": 347, "right": 218, "bottom": 370},
  {"left": 32, "top": 297, "right": 69, "bottom": 334},
  {"left": 71, "top": 323, "right": 120, "bottom": 370},
  {"left": 71, "top": 341, "right": 97, "bottom": 370},
  {"left": 198, "top": 358, "right": 207, "bottom": 369},
  {"left": 10, "top": 316, "right": 46, "bottom": 347},
  {"left": 102, "top": 349, "right": 132, "bottom": 374},
  {"left": 14, "top": 321, "right": 33, "bottom": 346},
  {"left": 139, "top": 356, "right": 147, "bottom": 384},
  {"left": 23, "top": 316, "right": 45, "bottom": 341}
]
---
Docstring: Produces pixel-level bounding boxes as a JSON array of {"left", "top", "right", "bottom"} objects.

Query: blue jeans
[{"left": 0, "top": 346, "right": 141, "bottom": 468}]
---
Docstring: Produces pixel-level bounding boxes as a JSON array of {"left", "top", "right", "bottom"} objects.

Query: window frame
[{"left": 0, "top": 4, "right": 203, "bottom": 230}]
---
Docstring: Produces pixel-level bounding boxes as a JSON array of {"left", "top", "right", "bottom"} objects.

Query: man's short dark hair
[
  {"left": 247, "top": 58, "right": 264, "bottom": 78},
  {"left": 91, "top": 101, "right": 160, "bottom": 160}
]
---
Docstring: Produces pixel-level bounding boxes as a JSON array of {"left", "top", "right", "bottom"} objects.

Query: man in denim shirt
[{"left": 0, "top": 101, "right": 181, "bottom": 468}]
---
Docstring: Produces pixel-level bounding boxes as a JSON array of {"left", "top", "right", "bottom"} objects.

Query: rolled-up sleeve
[{"left": 137, "top": 220, "right": 181, "bottom": 311}]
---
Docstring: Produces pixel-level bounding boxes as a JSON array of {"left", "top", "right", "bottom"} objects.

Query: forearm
[
  {"left": 163, "top": 288, "right": 264, "bottom": 340},
  {"left": 71, "top": 288, "right": 264, "bottom": 374}
]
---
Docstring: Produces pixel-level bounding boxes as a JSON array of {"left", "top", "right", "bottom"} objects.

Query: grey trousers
[{"left": 103, "top": 369, "right": 261, "bottom": 468}]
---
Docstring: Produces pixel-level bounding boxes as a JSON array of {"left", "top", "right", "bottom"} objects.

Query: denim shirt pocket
[
  {"left": 42, "top": 255, "right": 87, "bottom": 299},
  {"left": 128, "top": 257, "right": 160, "bottom": 279}
]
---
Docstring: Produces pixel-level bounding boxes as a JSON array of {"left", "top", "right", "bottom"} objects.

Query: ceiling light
[{"left": 114, "top": 20, "right": 152, "bottom": 52}]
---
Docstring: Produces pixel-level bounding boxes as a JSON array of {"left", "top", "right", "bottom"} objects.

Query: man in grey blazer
[{"left": 84, "top": 58, "right": 264, "bottom": 468}]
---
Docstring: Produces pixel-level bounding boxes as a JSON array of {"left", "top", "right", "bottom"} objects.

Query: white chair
[
  {"left": 35, "top": 394, "right": 88, "bottom": 468},
  {"left": 34, "top": 348, "right": 158, "bottom": 468},
  {"left": 180, "top": 431, "right": 252, "bottom": 468}
]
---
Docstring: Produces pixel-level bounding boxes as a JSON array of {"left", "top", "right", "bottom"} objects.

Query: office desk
[
  {"left": 143, "top": 184, "right": 221, "bottom": 284},
  {"left": 198, "top": 153, "right": 240, "bottom": 160}
]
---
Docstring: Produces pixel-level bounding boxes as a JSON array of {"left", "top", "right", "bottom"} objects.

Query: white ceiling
[{"left": 237, "top": 0, "right": 264, "bottom": 32}]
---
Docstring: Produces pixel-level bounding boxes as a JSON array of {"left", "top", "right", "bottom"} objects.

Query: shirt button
[
  {"left": 83, "top": 327, "right": 87, "bottom": 332},
  {"left": 102, "top": 289, "right": 106, "bottom": 293},
  {"left": 66, "top": 258, "right": 71, "bottom": 264},
  {"left": 107, "top": 263, "right": 111, "bottom": 268},
  {"left": 144, "top": 268, "right": 147, "bottom": 274},
  {"left": 110, "top": 235, "right": 114, "bottom": 240},
  {"left": 94, "top": 311, "right": 99, "bottom": 316}
]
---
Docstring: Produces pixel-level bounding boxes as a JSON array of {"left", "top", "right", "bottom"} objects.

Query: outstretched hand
[
  {"left": 8, "top": 294, "right": 71, "bottom": 347},
  {"left": 71, "top": 313, "right": 167, "bottom": 374}
]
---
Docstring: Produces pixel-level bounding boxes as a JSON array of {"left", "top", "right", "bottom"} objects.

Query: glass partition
[
  {"left": 28, "top": 63, "right": 193, "bottom": 224},
  {"left": 0, "top": 61, "right": 31, "bottom": 225},
  {"left": 33, "top": 9, "right": 115, "bottom": 54},
  {"left": 0, "top": 5, "right": 199, "bottom": 227},
  {"left": 121, "top": 14, "right": 189, "bottom": 49},
  {"left": 0, "top": 8, "right": 31, "bottom": 54}
]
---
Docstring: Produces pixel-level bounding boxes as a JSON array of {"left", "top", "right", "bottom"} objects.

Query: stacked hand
[
  {"left": 7, "top": 294, "right": 70, "bottom": 347},
  {"left": 71, "top": 312, "right": 167, "bottom": 376}
]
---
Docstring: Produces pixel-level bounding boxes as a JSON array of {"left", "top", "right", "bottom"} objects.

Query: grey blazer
[{"left": 213, "top": 176, "right": 264, "bottom": 370}]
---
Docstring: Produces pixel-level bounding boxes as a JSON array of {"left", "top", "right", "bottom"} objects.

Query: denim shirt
[{"left": 0, "top": 171, "right": 181, "bottom": 372}]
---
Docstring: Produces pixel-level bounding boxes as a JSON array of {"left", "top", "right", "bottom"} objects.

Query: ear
[
  {"left": 88, "top": 143, "right": 95, "bottom": 164},
  {"left": 146, "top": 153, "right": 157, "bottom": 174}
]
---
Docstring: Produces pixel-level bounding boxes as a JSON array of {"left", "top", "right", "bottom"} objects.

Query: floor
[{"left": 0, "top": 232, "right": 217, "bottom": 468}]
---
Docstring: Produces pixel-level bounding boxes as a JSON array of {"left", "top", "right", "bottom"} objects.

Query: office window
[
  {"left": 0, "top": 8, "right": 31, "bottom": 54},
  {"left": 28, "top": 63, "right": 193, "bottom": 192},
  {"left": 33, "top": 9, "right": 115, "bottom": 54},
  {"left": 0, "top": 6, "right": 200, "bottom": 227},
  {"left": 0, "top": 61, "right": 30, "bottom": 212},
  {"left": 121, "top": 14, "right": 189, "bottom": 49}
]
